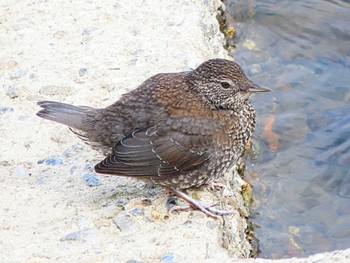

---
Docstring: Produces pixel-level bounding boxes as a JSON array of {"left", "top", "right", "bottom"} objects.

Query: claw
[{"left": 167, "top": 187, "right": 234, "bottom": 219}]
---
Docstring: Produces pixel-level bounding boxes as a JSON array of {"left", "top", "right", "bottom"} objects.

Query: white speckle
[{"left": 171, "top": 178, "right": 179, "bottom": 184}]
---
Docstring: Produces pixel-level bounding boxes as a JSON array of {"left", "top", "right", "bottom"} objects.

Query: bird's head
[{"left": 187, "top": 59, "right": 270, "bottom": 110}]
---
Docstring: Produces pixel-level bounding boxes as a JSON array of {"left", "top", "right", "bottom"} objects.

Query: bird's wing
[{"left": 94, "top": 125, "right": 213, "bottom": 179}]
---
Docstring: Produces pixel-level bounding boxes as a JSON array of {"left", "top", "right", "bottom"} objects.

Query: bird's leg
[{"left": 167, "top": 187, "right": 234, "bottom": 219}]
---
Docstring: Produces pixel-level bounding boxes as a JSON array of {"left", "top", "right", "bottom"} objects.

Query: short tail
[{"left": 37, "top": 101, "right": 93, "bottom": 131}]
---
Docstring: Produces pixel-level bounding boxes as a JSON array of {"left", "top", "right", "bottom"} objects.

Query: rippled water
[{"left": 225, "top": 0, "right": 350, "bottom": 258}]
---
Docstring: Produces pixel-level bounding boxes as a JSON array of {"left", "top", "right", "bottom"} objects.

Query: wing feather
[{"left": 94, "top": 126, "right": 212, "bottom": 179}]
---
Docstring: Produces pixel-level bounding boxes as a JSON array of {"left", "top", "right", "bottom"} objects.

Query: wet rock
[
  {"left": 337, "top": 203, "right": 350, "bottom": 216},
  {"left": 337, "top": 183, "right": 350, "bottom": 199}
]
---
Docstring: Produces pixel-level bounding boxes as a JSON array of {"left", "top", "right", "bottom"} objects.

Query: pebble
[
  {"left": 69, "top": 163, "right": 94, "bottom": 176},
  {"left": 59, "top": 229, "right": 97, "bottom": 243},
  {"left": 116, "top": 198, "right": 128, "bottom": 206},
  {"left": 160, "top": 252, "right": 175, "bottom": 263},
  {"left": 11, "top": 69, "right": 27, "bottom": 79},
  {"left": 76, "top": 215, "right": 93, "bottom": 229},
  {"left": 37, "top": 156, "right": 64, "bottom": 166},
  {"left": 206, "top": 220, "right": 216, "bottom": 230},
  {"left": 82, "top": 28, "right": 93, "bottom": 35},
  {"left": 24, "top": 140, "right": 34, "bottom": 148},
  {"left": 18, "top": 115, "right": 30, "bottom": 121},
  {"left": 60, "top": 231, "right": 82, "bottom": 242},
  {"left": 129, "top": 207, "right": 144, "bottom": 216},
  {"left": 113, "top": 212, "right": 134, "bottom": 232},
  {"left": 63, "top": 144, "right": 83, "bottom": 158},
  {"left": 36, "top": 174, "right": 47, "bottom": 185},
  {"left": 182, "top": 220, "right": 192, "bottom": 228},
  {"left": 5, "top": 60, "right": 17, "bottom": 69},
  {"left": 6, "top": 85, "right": 19, "bottom": 98},
  {"left": 69, "top": 164, "right": 79, "bottom": 176},
  {"left": 166, "top": 195, "right": 178, "bottom": 211},
  {"left": 0, "top": 107, "right": 14, "bottom": 114},
  {"left": 82, "top": 173, "right": 101, "bottom": 187},
  {"left": 84, "top": 163, "right": 94, "bottom": 173},
  {"left": 79, "top": 68, "right": 88, "bottom": 76},
  {"left": 16, "top": 165, "right": 26, "bottom": 177},
  {"left": 53, "top": 30, "right": 67, "bottom": 39}
]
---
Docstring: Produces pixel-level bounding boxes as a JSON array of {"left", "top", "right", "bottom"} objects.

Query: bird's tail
[{"left": 36, "top": 101, "right": 93, "bottom": 131}]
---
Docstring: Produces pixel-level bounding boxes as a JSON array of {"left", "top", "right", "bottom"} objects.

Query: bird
[{"left": 37, "top": 58, "right": 270, "bottom": 218}]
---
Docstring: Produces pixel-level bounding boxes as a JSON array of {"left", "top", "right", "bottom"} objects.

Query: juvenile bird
[{"left": 37, "top": 58, "right": 270, "bottom": 217}]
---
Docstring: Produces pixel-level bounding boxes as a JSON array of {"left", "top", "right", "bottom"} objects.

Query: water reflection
[{"left": 225, "top": 0, "right": 350, "bottom": 258}]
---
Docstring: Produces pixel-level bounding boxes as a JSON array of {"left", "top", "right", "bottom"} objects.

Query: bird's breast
[{"left": 213, "top": 105, "right": 256, "bottom": 155}]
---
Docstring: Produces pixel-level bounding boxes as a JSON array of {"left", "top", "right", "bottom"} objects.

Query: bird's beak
[{"left": 248, "top": 84, "right": 271, "bottom": 92}]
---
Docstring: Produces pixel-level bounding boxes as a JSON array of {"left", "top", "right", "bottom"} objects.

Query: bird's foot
[
  {"left": 203, "top": 180, "right": 226, "bottom": 191},
  {"left": 167, "top": 187, "right": 234, "bottom": 219}
]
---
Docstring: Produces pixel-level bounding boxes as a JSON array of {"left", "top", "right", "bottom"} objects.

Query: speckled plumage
[{"left": 37, "top": 58, "right": 270, "bottom": 216}]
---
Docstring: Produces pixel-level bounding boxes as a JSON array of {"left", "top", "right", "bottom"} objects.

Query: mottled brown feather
[{"left": 95, "top": 126, "right": 211, "bottom": 179}]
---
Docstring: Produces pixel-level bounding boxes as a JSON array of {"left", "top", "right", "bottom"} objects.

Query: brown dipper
[{"left": 37, "top": 58, "right": 270, "bottom": 217}]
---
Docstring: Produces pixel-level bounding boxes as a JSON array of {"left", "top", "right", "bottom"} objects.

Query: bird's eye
[{"left": 221, "top": 82, "right": 230, "bottom": 89}]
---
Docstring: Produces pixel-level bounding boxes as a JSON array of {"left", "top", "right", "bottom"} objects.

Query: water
[{"left": 224, "top": 0, "right": 350, "bottom": 258}]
